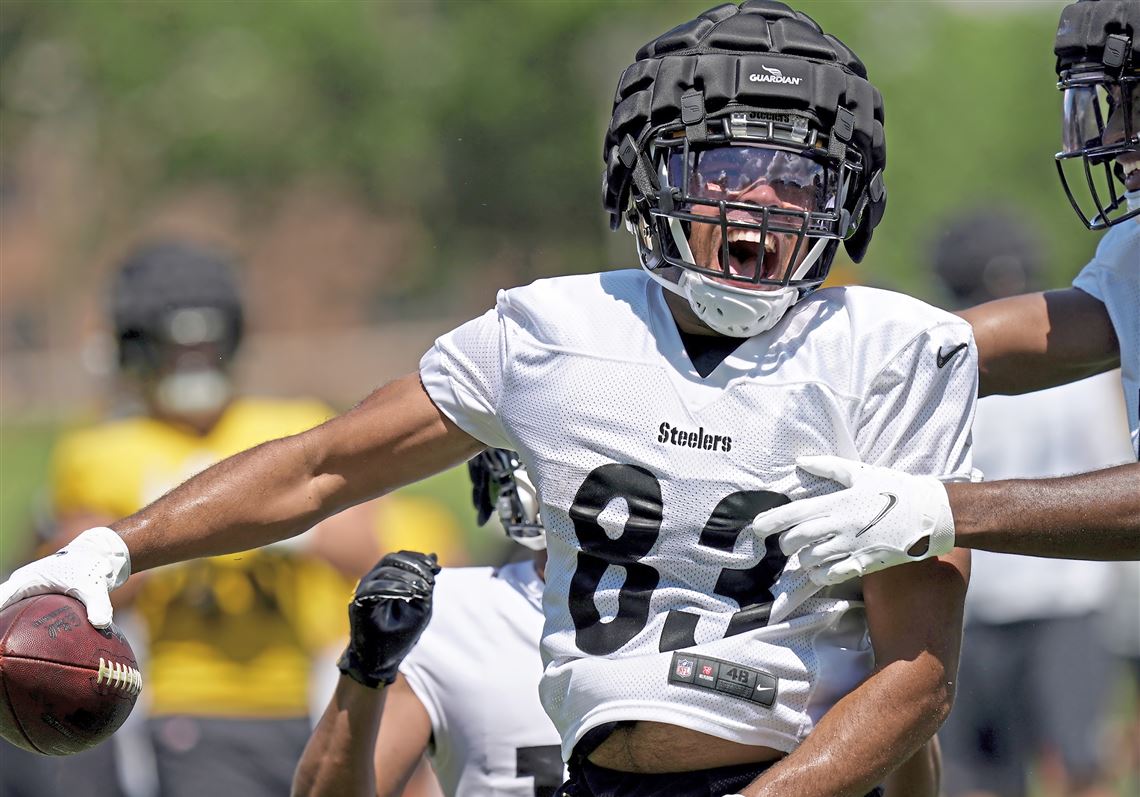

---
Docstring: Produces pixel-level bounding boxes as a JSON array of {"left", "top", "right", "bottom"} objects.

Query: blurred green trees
[{"left": 1, "top": 1, "right": 1088, "bottom": 309}]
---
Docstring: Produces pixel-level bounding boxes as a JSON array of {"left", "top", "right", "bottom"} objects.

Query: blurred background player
[
  {"left": 9, "top": 240, "right": 379, "bottom": 797},
  {"left": 926, "top": 208, "right": 1135, "bottom": 797}
]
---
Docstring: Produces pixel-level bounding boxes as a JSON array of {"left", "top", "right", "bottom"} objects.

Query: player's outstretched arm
[
  {"left": 944, "top": 462, "right": 1140, "bottom": 559},
  {"left": 753, "top": 457, "right": 1140, "bottom": 583},
  {"left": 739, "top": 550, "right": 970, "bottom": 797},
  {"left": 115, "top": 374, "right": 481, "bottom": 572},
  {"left": 961, "top": 288, "right": 1119, "bottom": 397},
  {"left": 293, "top": 551, "right": 439, "bottom": 797},
  {"left": 0, "top": 374, "right": 483, "bottom": 625}
]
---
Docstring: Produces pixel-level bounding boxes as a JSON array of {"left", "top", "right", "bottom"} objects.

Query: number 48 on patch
[{"left": 667, "top": 652, "right": 779, "bottom": 708}]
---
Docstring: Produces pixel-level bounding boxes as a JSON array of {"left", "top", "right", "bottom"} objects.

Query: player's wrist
[
  {"left": 925, "top": 480, "right": 956, "bottom": 558},
  {"left": 335, "top": 659, "right": 389, "bottom": 693},
  {"left": 72, "top": 527, "right": 132, "bottom": 589},
  {"left": 337, "top": 647, "right": 387, "bottom": 688},
  {"left": 336, "top": 647, "right": 393, "bottom": 690}
]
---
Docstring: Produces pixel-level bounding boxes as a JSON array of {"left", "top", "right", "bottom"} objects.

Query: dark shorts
[
  {"left": 558, "top": 759, "right": 886, "bottom": 797},
  {"left": 149, "top": 715, "right": 311, "bottom": 797},
  {"left": 940, "top": 615, "right": 1113, "bottom": 797},
  {"left": 555, "top": 728, "right": 884, "bottom": 797},
  {"left": 0, "top": 738, "right": 123, "bottom": 797}
]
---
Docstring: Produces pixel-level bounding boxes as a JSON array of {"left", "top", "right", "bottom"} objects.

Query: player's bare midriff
[{"left": 587, "top": 721, "right": 784, "bottom": 773}]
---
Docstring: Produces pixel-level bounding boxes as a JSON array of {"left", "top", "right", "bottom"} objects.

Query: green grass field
[{"left": 0, "top": 423, "right": 57, "bottom": 572}]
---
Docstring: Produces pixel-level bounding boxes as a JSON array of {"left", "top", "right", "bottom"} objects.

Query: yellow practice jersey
[{"left": 51, "top": 397, "right": 352, "bottom": 718}]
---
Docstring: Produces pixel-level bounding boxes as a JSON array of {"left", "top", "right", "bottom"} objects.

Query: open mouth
[
  {"left": 1121, "top": 157, "right": 1140, "bottom": 191},
  {"left": 720, "top": 228, "right": 781, "bottom": 284}
]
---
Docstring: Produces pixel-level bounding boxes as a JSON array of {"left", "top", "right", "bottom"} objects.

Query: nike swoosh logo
[
  {"left": 856, "top": 492, "right": 898, "bottom": 537},
  {"left": 936, "top": 343, "right": 968, "bottom": 368},
  {"left": 753, "top": 686, "right": 776, "bottom": 704}
]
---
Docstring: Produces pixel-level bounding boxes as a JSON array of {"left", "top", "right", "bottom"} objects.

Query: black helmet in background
[
  {"left": 928, "top": 208, "right": 1044, "bottom": 310},
  {"left": 468, "top": 449, "right": 545, "bottom": 551},
  {"left": 111, "top": 240, "right": 244, "bottom": 419},
  {"left": 1054, "top": 0, "right": 1140, "bottom": 229}
]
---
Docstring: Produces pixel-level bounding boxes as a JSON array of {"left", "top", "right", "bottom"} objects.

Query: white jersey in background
[
  {"left": 1072, "top": 218, "right": 1140, "bottom": 457},
  {"left": 399, "top": 560, "right": 562, "bottom": 797},
  {"left": 420, "top": 270, "right": 977, "bottom": 760},
  {"left": 965, "top": 371, "right": 1135, "bottom": 624}
]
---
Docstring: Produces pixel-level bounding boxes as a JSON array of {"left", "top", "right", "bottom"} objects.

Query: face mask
[
  {"left": 1126, "top": 189, "right": 1140, "bottom": 212},
  {"left": 153, "top": 368, "right": 232, "bottom": 417}
]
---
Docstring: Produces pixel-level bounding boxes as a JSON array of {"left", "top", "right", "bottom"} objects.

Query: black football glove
[{"left": 336, "top": 550, "right": 440, "bottom": 689}]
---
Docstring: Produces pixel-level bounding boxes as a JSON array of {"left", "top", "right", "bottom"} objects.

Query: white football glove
[
  {"left": 0, "top": 527, "right": 131, "bottom": 628},
  {"left": 752, "top": 455, "right": 956, "bottom": 586}
]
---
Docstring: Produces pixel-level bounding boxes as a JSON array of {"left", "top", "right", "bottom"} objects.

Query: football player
[
  {"left": 37, "top": 241, "right": 379, "bottom": 797},
  {"left": 0, "top": 4, "right": 974, "bottom": 796},
  {"left": 294, "top": 450, "right": 563, "bottom": 797},
  {"left": 749, "top": 0, "right": 1140, "bottom": 586},
  {"left": 294, "top": 450, "right": 943, "bottom": 797},
  {"left": 925, "top": 210, "right": 1130, "bottom": 797}
]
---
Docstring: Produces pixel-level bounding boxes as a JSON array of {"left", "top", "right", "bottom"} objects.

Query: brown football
[{"left": 0, "top": 594, "right": 141, "bottom": 755}]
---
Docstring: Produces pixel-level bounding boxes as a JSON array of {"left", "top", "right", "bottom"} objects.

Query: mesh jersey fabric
[
  {"left": 420, "top": 269, "right": 976, "bottom": 759},
  {"left": 50, "top": 397, "right": 350, "bottom": 717},
  {"left": 1072, "top": 219, "right": 1140, "bottom": 458},
  {"left": 398, "top": 561, "right": 563, "bottom": 796}
]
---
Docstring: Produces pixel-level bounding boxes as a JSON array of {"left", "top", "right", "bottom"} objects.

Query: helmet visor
[
  {"left": 1055, "top": 74, "right": 1140, "bottom": 228},
  {"left": 660, "top": 144, "right": 840, "bottom": 286},
  {"left": 1060, "top": 78, "right": 1139, "bottom": 157},
  {"left": 1062, "top": 83, "right": 1115, "bottom": 156},
  {"left": 668, "top": 145, "right": 838, "bottom": 215}
]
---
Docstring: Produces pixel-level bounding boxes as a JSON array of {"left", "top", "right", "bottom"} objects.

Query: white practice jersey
[
  {"left": 1073, "top": 218, "right": 1140, "bottom": 457},
  {"left": 399, "top": 560, "right": 563, "bottom": 797},
  {"left": 420, "top": 270, "right": 976, "bottom": 759}
]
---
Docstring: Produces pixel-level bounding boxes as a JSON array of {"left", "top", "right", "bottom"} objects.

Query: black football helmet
[
  {"left": 111, "top": 241, "right": 244, "bottom": 375},
  {"left": 110, "top": 241, "right": 244, "bottom": 417},
  {"left": 1054, "top": 0, "right": 1140, "bottom": 229},
  {"left": 468, "top": 449, "right": 545, "bottom": 551},
  {"left": 602, "top": 1, "right": 885, "bottom": 337}
]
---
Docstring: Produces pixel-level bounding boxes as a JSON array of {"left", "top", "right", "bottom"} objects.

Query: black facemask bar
[
  {"left": 636, "top": 113, "right": 861, "bottom": 289},
  {"left": 1055, "top": 65, "right": 1140, "bottom": 229}
]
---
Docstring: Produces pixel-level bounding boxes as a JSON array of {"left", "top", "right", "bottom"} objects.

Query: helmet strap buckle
[
  {"left": 681, "top": 89, "right": 709, "bottom": 144},
  {"left": 1103, "top": 33, "right": 1129, "bottom": 72},
  {"left": 621, "top": 134, "right": 661, "bottom": 203}
]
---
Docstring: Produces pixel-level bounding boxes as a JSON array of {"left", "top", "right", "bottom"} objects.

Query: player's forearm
[
  {"left": 883, "top": 736, "right": 940, "bottom": 797},
  {"left": 741, "top": 658, "right": 952, "bottom": 797},
  {"left": 946, "top": 462, "right": 1140, "bottom": 559},
  {"left": 292, "top": 677, "right": 386, "bottom": 797},
  {"left": 111, "top": 374, "right": 481, "bottom": 573},
  {"left": 960, "top": 289, "right": 1118, "bottom": 397},
  {"left": 111, "top": 432, "right": 341, "bottom": 572}
]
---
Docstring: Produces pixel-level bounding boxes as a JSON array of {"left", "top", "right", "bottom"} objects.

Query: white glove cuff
[
  {"left": 926, "top": 482, "right": 956, "bottom": 558},
  {"left": 70, "top": 527, "right": 132, "bottom": 589}
]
